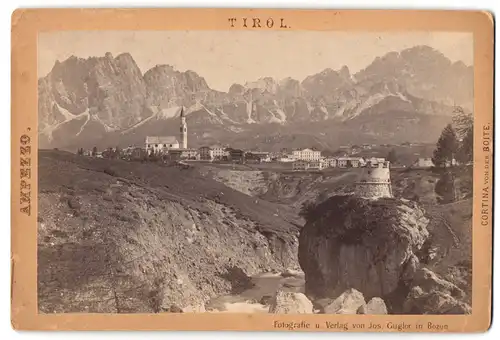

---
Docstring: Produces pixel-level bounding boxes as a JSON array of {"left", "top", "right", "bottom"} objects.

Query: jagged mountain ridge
[{"left": 38, "top": 45, "right": 473, "bottom": 150}]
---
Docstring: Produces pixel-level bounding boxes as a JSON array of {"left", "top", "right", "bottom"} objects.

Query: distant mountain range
[{"left": 38, "top": 45, "right": 473, "bottom": 151}]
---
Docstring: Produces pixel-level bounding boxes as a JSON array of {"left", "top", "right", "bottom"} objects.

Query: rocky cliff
[
  {"left": 37, "top": 150, "right": 300, "bottom": 313},
  {"left": 297, "top": 195, "right": 471, "bottom": 314}
]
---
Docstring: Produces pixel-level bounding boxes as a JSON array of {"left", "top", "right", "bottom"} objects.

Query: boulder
[
  {"left": 323, "top": 288, "right": 366, "bottom": 314},
  {"left": 298, "top": 196, "right": 429, "bottom": 301},
  {"left": 260, "top": 295, "right": 273, "bottom": 305},
  {"left": 403, "top": 287, "right": 471, "bottom": 315},
  {"left": 411, "top": 268, "right": 465, "bottom": 298},
  {"left": 357, "top": 297, "right": 388, "bottom": 314},
  {"left": 402, "top": 268, "right": 471, "bottom": 315},
  {"left": 269, "top": 291, "right": 313, "bottom": 314}
]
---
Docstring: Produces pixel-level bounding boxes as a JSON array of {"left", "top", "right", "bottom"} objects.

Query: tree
[
  {"left": 386, "top": 149, "right": 398, "bottom": 164},
  {"left": 432, "top": 124, "right": 458, "bottom": 168},
  {"left": 435, "top": 171, "right": 458, "bottom": 204},
  {"left": 77, "top": 148, "right": 84, "bottom": 156},
  {"left": 456, "top": 128, "right": 473, "bottom": 165},
  {"left": 452, "top": 106, "right": 473, "bottom": 139},
  {"left": 452, "top": 107, "right": 473, "bottom": 164},
  {"left": 92, "top": 146, "right": 98, "bottom": 157}
]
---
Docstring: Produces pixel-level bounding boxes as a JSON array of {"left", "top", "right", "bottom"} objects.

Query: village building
[
  {"left": 337, "top": 157, "right": 365, "bottom": 168},
  {"left": 324, "top": 157, "right": 338, "bottom": 168},
  {"left": 337, "top": 157, "right": 349, "bottom": 168},
  {"left": 130, "top": 147, "right": 147, "bottom": 160},
  {"left": 199, "top": 146, "right": 214, "bottom": 161},
  {"left": 211, "top": 145, "right": 227, "bottom": 160},
  {"left": 413, "top": 157, "right": 434, "bottom": 168},
  {"left": 351, "top": 157, "right": 365, "bottom": 167},
  {"left": 309, "top": 159, "right": 326, "bottom": 170},
  {"left": 229, "top": 149, "right": 245, "bottom": 163},
  {"left": 246, "top": 151, "right": 271, "bottom": 163},
  {"left": 366, "top": 157, "right": 386, "bottom": 167},
  {"left": 292, "top": 159, "right": 325, "bottom": 171},
  {"left": 145, "top": 107, "right": 187, "bottom": 154},
  {"left": 278, "top": 155, "right": 296, "bottom": 163},
  {"left": 169, "top": 148, "right": 199, "bottom": 161},
  {"left": 292, "top": 148, "right": 322, "bottom": 161},
  {"left": 145, "top": 136, "right": 179, "bottom": 154},
  {"left": 412, "top": 157, "right": 457, "bottom": 168},
  {"left": 292, "top": 160, "right": 310, "bottom": 171}
]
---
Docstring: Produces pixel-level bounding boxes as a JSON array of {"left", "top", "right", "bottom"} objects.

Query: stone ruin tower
[{"left": 354, "top": 161, "right": 393, "bottom": 199}]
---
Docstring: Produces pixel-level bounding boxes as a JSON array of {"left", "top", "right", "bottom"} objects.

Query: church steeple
[{"left": 180, "top": 106, "right": 187, "bottom": 149}]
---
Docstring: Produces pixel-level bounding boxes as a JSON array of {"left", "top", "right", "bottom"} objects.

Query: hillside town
[{"left": 76, "top": 107, "right": 452, "bottom": 171}]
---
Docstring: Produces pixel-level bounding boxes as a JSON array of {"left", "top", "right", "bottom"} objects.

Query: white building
[
  {"left": 145, "top": 136, "right": 179, "bottom": 154},
  {"left": 211, "top": 145, "right": 227, "bottom": 160},
  {"left": 145, "top": 106, "right": 187, "bottom": 154},
  {"left": 292, "top": 159, "right": 325, "bottom": 171},
  {"left": 324, "top": 158, "right": 338, "bottom": 168},
  {"left": 278, "top": 156, "right": 296, "bottom": 163},
  {"left": 199, "top": 146, "right": 214, "bottom": 161},
  {"left": 309, "top": 159, "right": 326, "bottom": 170},
  {"left": 292, "top": 160, "right": 310, "bottom": 171},
  {"left": 413, "top": 158, "right": 434, "bottom": 168},
  {"left": 337, "top": 157, "right": 365, "bottom": 168},
  {"left": 292, "top": 148, "right": 322, "bottom": 161},
  {"left": 366, "top": 157, "right": 386, "bottom": 167}
]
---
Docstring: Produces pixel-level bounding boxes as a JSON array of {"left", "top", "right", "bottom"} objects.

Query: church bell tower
[{"left": 180, "top": 107, "right": 187, "bottom": 149}]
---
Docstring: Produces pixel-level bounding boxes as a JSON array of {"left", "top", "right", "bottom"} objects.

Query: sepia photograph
[{"left": 36, "top": 30, "right": 475, "bottom": 316}]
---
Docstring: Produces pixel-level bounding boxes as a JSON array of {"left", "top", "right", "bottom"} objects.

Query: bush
[{"left": 302, "top": 195, "right": 402, "bottom": 246}]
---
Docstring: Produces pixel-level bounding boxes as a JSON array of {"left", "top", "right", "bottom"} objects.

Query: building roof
[
  {"left": 293, "top": 159, "right": 325, "bottom": 163},
  {"left": 170, "top": 148, "right": 198, "bottom": 152},
  {"left": 337, "top": 157, "right": 364, "bottom": 161},
  {"left": 293, "top": 148, "right": 320, "bottom": 152},
  {"left": 146, "top": 136, "right": 179, "bottom": 144}
]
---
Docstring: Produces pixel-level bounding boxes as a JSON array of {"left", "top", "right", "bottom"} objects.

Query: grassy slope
[{"left": 39, "top": 150, "right": 299, "bottom": 236}]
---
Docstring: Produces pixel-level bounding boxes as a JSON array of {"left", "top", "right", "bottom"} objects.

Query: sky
[{"left": 38, "top": 31, "right": 473, "bottom": 92}]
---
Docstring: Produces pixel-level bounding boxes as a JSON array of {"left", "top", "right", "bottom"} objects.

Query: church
[{"left": 145, "top": 107, "right": 188, "bottom": 154}]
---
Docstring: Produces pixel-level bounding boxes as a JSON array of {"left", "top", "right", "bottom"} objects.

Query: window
[
  {"left": 164, "top": 144, "right": 167, "bottom": 147},
  {"left": 155, "top": 144, "right": 158, "bottom": 147}
]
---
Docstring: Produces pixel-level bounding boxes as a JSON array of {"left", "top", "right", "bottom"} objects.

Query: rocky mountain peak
[
  {"left": 339, "top": 65, "right": 351, "bottom": 80},
  {"left": 244, "top": 77, "right": 280, "bottom": 93},
  {"left": 301, "top": 66, "right": 355, "bottom": 97},
  {"left": 38, "top": 46, "right": 473, "bottom": 150}
]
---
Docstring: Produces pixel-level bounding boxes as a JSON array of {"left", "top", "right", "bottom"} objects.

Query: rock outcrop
[
  {"left": 298, "top": 193, "right": 472, "bottom": 315},
  {"left": 357, "top": 297, "right": 388, "bottom": 314},
  {"left": 269, "top": 291, "right": 313, "bottom": 314},
  {"left": 299, "top": 195, "right": 429, "bottom": 303},
  {"left": 402, "top": 269, "right": 471, "bottom": 314},
  {"left": 322, "top": 289, "right": 366, "bottom": 314}
]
